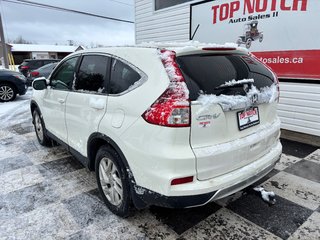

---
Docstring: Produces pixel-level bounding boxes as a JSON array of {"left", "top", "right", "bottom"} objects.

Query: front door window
[{"left": 51, "top": 57, "right": 79, "bottom": 90}]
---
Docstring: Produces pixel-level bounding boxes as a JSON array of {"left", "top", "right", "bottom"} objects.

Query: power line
[
  {"left": 1, "top": 0, "right": 134, "bottom": 24},
  {"left": 107, "top": 0, "right": 134, "bottom": 7}
]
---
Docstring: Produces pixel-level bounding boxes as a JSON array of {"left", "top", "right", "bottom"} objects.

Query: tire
[
  {"left": 246, "top": 39, "right": 252, "bottom": 49},
  {"left": 95, "top": 145, "right": 132, "bottom": 217},
  {"left": 0, "top": 83, "right": 17, "bottom": 102},
  {"left": 32, "top": 108, "right": 51, "bottom": 146}
]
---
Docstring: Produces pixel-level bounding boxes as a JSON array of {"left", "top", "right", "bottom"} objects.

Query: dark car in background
[
  {"left": 0, "top": 69, "right": 27, "bottom": 102},
  {"left": 27, "top": 62, "right": 59, "bottom": 86},
  {"left": 18, "top": 59, "right": 60, "bottom": 77}
]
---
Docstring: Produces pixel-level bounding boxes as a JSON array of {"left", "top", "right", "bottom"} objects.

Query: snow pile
[
  {"left": 134, "top": 186, "right": 146, "bottom": 195},
  {"left": 159, "top": 49, "right": 189, "bottom": 105},
  {"left": 259, "top": 84, "right": 278, "bottom": 103},
  {"left": 97, "top": 87, "right": 104, "bottom": 93},
  {"left": 222, "top": 78, "right": 254, "bottom": 87},
  {"left": 139, "top": 40, "right": 240, "bottom": 50},
  {"left": 139, "top": 41, "right": 248, "bottom": 56},
  {"left": 75, "top": 87, "right": 105, "bottom": 94},
  {"left": 197, "top": 83, "right": 278, "bottom": 112},
  {"left": 92, "top": 40, "right": 247, "bottom": 53},
  {"left": 253, "top": 186, "right": 276, "bottom": 205},
  {"left": 0, "top": 88, "right": 32, "bottom": 128}
]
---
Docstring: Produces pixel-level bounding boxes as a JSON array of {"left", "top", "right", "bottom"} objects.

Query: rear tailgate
[{"left": 176, "top": 51, "right": 280, "bottom": 181}]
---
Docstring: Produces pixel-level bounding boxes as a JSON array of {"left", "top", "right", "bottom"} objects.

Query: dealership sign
[{"left": 190, "top": 0, "right": 320, "bottom": 80}]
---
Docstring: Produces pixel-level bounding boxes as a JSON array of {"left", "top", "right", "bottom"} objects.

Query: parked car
[
  {"left": 18, "top": 59, "right": 60, "bottom": 77},
  {"left": 31, "top": 45, "right": 282, "bottom": 217},
  {"left": 27, "top": 62, "right": 59, "bottom": 86},
  {"left": 0, "top": 69, "right": 27, "bottom": 102}
]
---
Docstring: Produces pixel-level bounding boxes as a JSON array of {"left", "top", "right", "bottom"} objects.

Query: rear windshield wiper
[{"left": 214, "top": 79, "right": 254, "bottom": 90}]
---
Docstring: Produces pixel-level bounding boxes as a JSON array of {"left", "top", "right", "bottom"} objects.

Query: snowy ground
[
  {"left": 0, "top": 91, "right": 319, "bottom": 239},
  {"left": 0, "top": 88, "right": 32, "bottom": 128}
]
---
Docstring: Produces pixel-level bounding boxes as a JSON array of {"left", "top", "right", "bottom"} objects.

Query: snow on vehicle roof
[
  {"left": 138, "top": 41, "right": 248, "bottom": 55},
  {"left": 76, "top": 41, "right": 248, "bottom": 55}
]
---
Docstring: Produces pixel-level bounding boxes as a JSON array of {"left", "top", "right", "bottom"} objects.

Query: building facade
[
  {"left": 10, "top": 44, "right": 84, "bottom": 65},
  {"left": 135, "top": 0, "right": 320, "bottom": 137}
]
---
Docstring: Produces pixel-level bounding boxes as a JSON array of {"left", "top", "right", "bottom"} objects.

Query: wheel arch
[
  {"left": 87, "top": 133, "right": 131, "bottom": 174},
  {"left": 88, "top": 133, "right": 153, "bottom": 210},
  {"left": 30, "top": 100, "right": 40, "bottom": 115},
  {"left": 0, "top": 80, "right": 18, "bottom": 93}
]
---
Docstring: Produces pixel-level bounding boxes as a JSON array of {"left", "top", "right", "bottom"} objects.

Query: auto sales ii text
[{"left": 212, "top": 0, "right": 308, "bottom": 24}]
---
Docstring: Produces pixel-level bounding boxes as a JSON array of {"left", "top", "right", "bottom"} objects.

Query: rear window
[
  {"left": 109, "top": 59, "right": 141, "bottom": 94},
  {"left": 176, "top": 54, "right": 274, "bottom": 101},
  {"left": 27, "top": 60, "right": 42, "bottom": 68}
]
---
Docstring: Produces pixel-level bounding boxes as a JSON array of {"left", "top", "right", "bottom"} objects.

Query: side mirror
[{"left": 33, "top": 77, "right": 49, "bottom": 90}]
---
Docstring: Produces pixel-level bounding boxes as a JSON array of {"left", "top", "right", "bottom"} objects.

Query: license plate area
[{"left": 237, "top": 107, "right": 260, "bottom": 131}]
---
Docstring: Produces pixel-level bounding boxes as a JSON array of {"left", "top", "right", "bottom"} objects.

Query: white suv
[{"left": 31, "top": 44, "right": 282, "bottom": 217}]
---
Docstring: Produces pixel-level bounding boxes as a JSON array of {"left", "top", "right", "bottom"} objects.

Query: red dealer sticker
[{"left": 253, "top": 50, "right": 320, "bottom": 80}]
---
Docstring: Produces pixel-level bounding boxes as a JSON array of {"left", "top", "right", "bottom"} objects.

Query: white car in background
[{"left": 31, "top": 43, "right": 282, "bottom": 217}]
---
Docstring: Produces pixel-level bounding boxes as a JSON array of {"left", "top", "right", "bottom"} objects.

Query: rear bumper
[
  {"left": 195, "top": 119, "right": 281, "bottom": 180},
  {"left": 132, "top": 141, "right": 282, "bottom": 208},
  {"left": 132, "top": 187, "right": 217, "bottom": 209}
]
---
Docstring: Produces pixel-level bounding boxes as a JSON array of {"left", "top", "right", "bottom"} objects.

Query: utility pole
[{"left": 0, "top": 12, "right": 9, "bottom": 69}]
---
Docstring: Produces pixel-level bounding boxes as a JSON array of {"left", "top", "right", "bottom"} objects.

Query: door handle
[
  {"left": 89, "top": 99, "right": 105, "bottom": 110},
  {"left": 90, "top": 105, "right": 104, "bottom": 110},
  {"left": 57, "top": 98, "right": 65, "bottom": 104}
]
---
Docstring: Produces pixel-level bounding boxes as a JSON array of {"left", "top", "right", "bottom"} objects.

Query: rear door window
[
  {"left": 176, "top": 54, "right": 274, "bottom": 100},
  {"left": 75, "top": 55, "right": 110, "bottom": 93},
  {"left": 109, "top": 59, "right": 141, "bottom": 94}
]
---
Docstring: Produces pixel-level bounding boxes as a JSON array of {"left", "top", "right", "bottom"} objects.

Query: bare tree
[{"left": 10, "top": 35, "right": 34, "bottom": 44}]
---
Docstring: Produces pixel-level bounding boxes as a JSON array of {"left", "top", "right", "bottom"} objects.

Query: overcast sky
[{"left": 0, "top": 0, "right": 135, "bottom": 47}]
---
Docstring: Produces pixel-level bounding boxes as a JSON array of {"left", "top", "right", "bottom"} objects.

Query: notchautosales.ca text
[{"left": 260, "top": 57, "right": 303, "bottom": 64}]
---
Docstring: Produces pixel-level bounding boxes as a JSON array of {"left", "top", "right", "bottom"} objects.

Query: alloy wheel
[
  {"left": 34, "top": 112, "right": 44, "bottom": 142},
  {"left": 99, "top": 157, "right": 123, "bottom": 206},
  {"left": 0, "top": 85, "right": 14, "bottom": 101}
]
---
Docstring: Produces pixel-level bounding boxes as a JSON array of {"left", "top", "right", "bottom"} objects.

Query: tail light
[
  {"left": 31, "top": 71, "right": 39, "bottom": 77},
  {"left": 21, "top": 66, "right": 29, "bottom": 70},
  {"left": 142, "top": 49, "right": 190, "bottom": 127}
]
